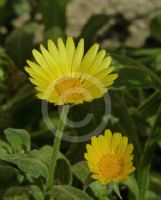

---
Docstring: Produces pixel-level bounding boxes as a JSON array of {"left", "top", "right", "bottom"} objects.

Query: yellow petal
[
  {"left": 40, "top": 44, "right": 61, "bottom": 77},
  {"left": 111, "top": 133, "right": 122, "bottom": 153},
  {"left": 95, "top": 67, "right": 115, "bottom": 80},
  {"left": 72, "top": 38, "right": 84, "bottom": 74},
  {"left": 117, "top": 136, "right": 128, "bottom": 157},
  {"left": 57, "top": 38, "right": 69, "bottom": 74},
  {"left": 80, "top": 43, "right": 99, "bottom": 72},
  {"left": 85, "top": 50, "right": 106, "bottom": 75},
  {"left": 48, "top": 39, "right": 60, "bottom": 65},
  {"left": 66, "top": 37, "right": 75, "bottom": 70}
]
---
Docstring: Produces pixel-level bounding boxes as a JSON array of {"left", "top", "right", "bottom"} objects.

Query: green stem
[{"left": 46, "top": 105, "right": 69, "bottom": 190}]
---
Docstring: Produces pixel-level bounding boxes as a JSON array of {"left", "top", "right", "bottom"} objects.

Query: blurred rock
[{"left": 66, "top": 0, "right": 161, "bottom": 47}]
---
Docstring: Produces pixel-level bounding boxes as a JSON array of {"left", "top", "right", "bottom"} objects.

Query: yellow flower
[
  {"left": 84, "top": 130, "right": 135, "bottom": 185},
  {"left": 25, "top": 37, "right": 118, "bottom": 105}
]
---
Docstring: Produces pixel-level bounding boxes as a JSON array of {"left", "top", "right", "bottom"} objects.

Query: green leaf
[
  {"left": 149, "top": 172, "right": 161, "bottom": 196},
  {"left": 123, "top": 176, "right": 139, "bottom": 200},
  {"left": 72, "top": 161, "right": 90, "bottom": 183},
  {"left": 79, "top": 14, "right": 110, "bottom": 47},
  {"left": 0, "top": 47, "right": 14, "bottom": 70},
  {"left": 4, "top": 128, "right": 30, "bottom": 153},
  {"left": 110, "top": 91, "right": 141, "bottom": 168},
  {"left": 150, "top": 14, "right": 161, "bottom": 42},
  {"left": 4, "top": 185, "right": 44, "bottom": 200},
  {"left": 5, "top": 23, "right": 39, "bottom": 69},
  {"left": 55, "top": 155, "right": 72, "bottom": 185},
  {"left": 30, "top": 185, "right": 44, "bottom": 200},
  {"left": 152, "top": 104, "right": 161, "bottom": 133},
  {"left": 0, "top": 153, "right": 48, "bottom": 179},
  {"left": 0, "top": 47, "right": 15, "bottom": 97},
  {"left": 30, "top": 145, "right": 53, "bottom": 167},
  {"left": 38, "top": 0, "right": 70, "bottom": 30},
  {"left": 0, "top": 0, "right": 6, "bottom": 24},
  {"left": 7, "top": 84, "right": 40, "bottom": 128},
  {"left": 0, "top": 67, "right": 5, "bottom": 82},
  {"left": 4, "top": 185, "right": 43, "bottom": 200},
  {"left": 13, "top": 0, "right": 31, "bottom": 16},
  {"left": 72, "top": 161, "right": 93, "bottom": 191},
  {"left": 0, "top": 164, "right": 23, "bottom": 196},
  {"left": 47, "top": 185, "right": 93, "bottom": 200},
  {"left": 138, "top": 92, "right": 161, "bottom": 119},
  {"left": 31, "top": 145, "right": 72, "bottom": 184},
  {"left": 15, "top": 155, "right": 48, "bottom": 179},
  {"left": 43, "top": 26, "right": 65, "bottom": 44},
  {"left": 138, "top": 106, "right": 161, "bottom": 200},
  {"left": 0, "top": 140, "right": 12, "bottom": 153},
  {"left": 112, "top": 183, "right": 122, "bottom": 199},
  {"left": 145, "top": 190, "right": 161, "bottom": 200},
  {"left": 4, "top": 186, "right": 31, "bottom": 200},
  {"left": 72, "top": 161, "right": 109, "bottom": 200},
  {"left": 4, "top": 186, "right": 44, "bottom": 200},
  {"left": 90, "top": 181, "right": 108, "bottom": 199},
  {"left": 152, "top": 54, "right": 161, "bottom": 74},
  {"left": 0, "top": 165, "right": 20, "bottom": 186},
  {"left": 112, "top": 54, "right": 161, "bottom": 90},
  {"left": 0, "top": 131, "right": 48, "bottom": 180},
  {"left": 126, "top": 48, "right": 161, "bottom": 73},
  {"left": 127, "top": 48, "right": 161, "bottom": 57}
]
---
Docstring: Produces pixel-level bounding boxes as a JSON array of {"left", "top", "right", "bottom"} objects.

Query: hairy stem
[{"left": 46, "top": 105, "right": 69, "bottom": 190}]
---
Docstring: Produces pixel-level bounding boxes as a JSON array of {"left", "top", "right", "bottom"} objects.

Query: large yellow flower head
[
  {"left": 84, "top": 130, "right": 135, "bottom": 185},
  {"left": 25, "top": 37, "right": 118, "bottom": 105}
]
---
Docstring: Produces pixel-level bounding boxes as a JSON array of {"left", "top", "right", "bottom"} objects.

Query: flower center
[
  {"left": 97, "top": 154, "right": 122, "bottom": 179},
  {"left": 55, "top": 76, "right": 84, "bottom": 102}
]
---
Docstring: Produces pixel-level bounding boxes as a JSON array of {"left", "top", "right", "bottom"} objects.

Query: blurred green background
[{"left": 0, "top": 0, "right": 161, "bottom": 199}]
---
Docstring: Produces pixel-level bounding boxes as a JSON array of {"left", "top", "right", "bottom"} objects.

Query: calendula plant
[
  {"left": 1, "top": 0, "right": 161, "bottom": 200},
  {"left": 25, "top": 37, "right": 118, "bottom": 192}
]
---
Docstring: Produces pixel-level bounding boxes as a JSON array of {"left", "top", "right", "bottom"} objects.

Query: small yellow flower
[
  {"left": 25, "top": 37, "right": 118, "bottom": 105},
  {"left": 84, "top": 130, "right": 135, "bottom": 185}
]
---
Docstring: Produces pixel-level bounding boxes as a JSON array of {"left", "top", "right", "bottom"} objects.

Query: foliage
[{"left": 0, "top": 0, "right": 161, "bottom": 199}]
